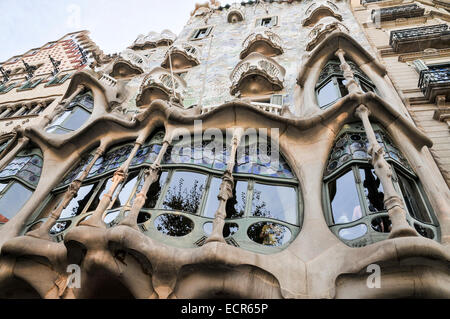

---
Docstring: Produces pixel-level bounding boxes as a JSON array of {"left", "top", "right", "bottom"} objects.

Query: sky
[{"left": 0, "top": 0, "right": 212, "bottom": 62}]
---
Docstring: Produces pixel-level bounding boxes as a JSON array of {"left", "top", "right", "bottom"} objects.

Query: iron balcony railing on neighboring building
[
  {"left": 389, "top": 24, "right": 450, "bottom": 53},
  {"left": 418, "top": 64, "right": 450, "bottom": 101},
  {"left": 371, "top": 4, "right": 425, "bottom": 22},
  {"left": 361, "top": 0, "right": 382, "bottom": 4}
]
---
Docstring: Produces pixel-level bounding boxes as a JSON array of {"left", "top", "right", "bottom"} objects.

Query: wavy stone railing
[
  {"left": 303, "top": 2, "right": 342, "bottom": 27},
  {"left": 306, "top": 18, "right": 349, "bottom": 51},
  {"left": 230, "top": 52, "right": 285, "bottom": 96},
  {"left": 136, "top": 67, "right": 186, "bottom": 105},
  {"left": 131, "top": 30, "right": 177, "bottom": 49},
  {"left": 119, "top": 49, "right": 149, "bottom": 70},
  {"left": 240, "top": 27, "right": 283, "bottom": 59}
]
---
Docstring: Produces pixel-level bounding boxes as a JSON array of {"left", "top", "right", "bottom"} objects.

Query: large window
[
  {"left": 316, "top": 59, "right": 377, "bottom": 109},
  {"left": 323, "top": 123, "right": 439, "bottom": 247},
  {"left": 0, "top": 148, "right": 43, "bottom": 224},
  {"left": 46, "top": 90, "right": 93, "bottom": 134},
  {"left": 31, "top": 131, "right": 301, "bottom": 253}
]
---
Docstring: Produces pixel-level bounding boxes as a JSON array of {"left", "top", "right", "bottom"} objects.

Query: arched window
[
  {"left": 33, "top": 131, "right": 301, "bottom": 253},
  {"left": 316, "top": 59, "right": 377, "bottom": 109},
  {"left": 323, "top": 123, "right": 439, "bottom": 247},
  {"left": 0, "top": 147, "right": 43, "bottom": 224},
  {"left": 33, "top": 131, "right": 165, "bottom": 239},
  {"left": 46, "top": 89, "right": 93, "bottom": 134}
]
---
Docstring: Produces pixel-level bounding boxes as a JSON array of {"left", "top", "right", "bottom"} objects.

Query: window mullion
[{"left": 353, "top": 165, "right": 369, "bottom": 218}]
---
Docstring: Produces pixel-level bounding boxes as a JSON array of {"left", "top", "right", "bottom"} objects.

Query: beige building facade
[{"left": 0, "top": 0, "right": 449, "bottom": 299}]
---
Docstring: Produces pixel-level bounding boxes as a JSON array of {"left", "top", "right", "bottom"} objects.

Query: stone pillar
[
  {"left": 206, "top": 128, "right": 243, "bottom": 244},
  {"left": 355, "top": 105, "right": 418, "bottom": 238},
  {"left": 30, "top": 102, "right": 43, "bottom": 115},
  {"left": 26, "top": 147, "right": 105, "bottom": 240},
  {"left": 335, "top": 49, "right": 361, "bottom": 94},
  {"left": 11, "top": 105, "right": 27, "bottom": 118},
  {"left": 80, "top": 137, "right": 144, "bottom": 228},
  {"left": 0, "top": 106, "right": 13, "bottom": 119},
  {"left": 120, "top": 137, "right": 172, "bottom": 229}
]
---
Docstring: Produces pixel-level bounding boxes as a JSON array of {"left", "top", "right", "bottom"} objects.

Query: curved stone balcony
[
  {"left": 130, "top": 30, "right": 177, "bottom": 50},
  {"left": 161, "top": 42, "right": 201, "bottom": 71},
  {"left": 230, "top": 52, "right": 285, "bottom": 97},
  {"left": 227, "top": 3, "right": 245, "bottom": 23},
  {"left": 303, "top": 2, "right": 342, "bottom": 27},
  {"left": 136, "top": 67, "right": 186, "bottom": 106},
  {"left": 110, "top": 49, "right": 148, "bottom": 78},
  {"left": 240, "top": 27, "right": 283, "bottom": 59},
  {"left": 306, "top": 17, "right": 349, "bottom": 51}
]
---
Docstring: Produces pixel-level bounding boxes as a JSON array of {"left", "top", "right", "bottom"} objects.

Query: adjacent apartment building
[{"left": 0, "top": 0, "right": 449, "bottom": 299}]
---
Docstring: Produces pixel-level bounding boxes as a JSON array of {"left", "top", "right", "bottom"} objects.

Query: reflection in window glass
[
  {"left": 317, "top": 80, "right": 338, "bottom": 108},
  {"left": 360, "top": 168, "right": 385, "bottom": 213},
  {"left": 0, "top": 183, "right": 32, "bottom": 222},
  {"left": 203, "top": 177, "right": 222, "bottom": 218},
  {"left": 226, "top": 180, "right": 248, "bottom": 219},
  {"left": 328, "top": 170, "right": 362, "bottom": 224},
  {"left": 155, "top": 214, "right": 194, "bottom": 237},
  {"left": 63, "top": 107, "right": 90, "bottom": 131},
  {"left": 87, "top": 179, "right": 112, "bottom": 212},
  {"left": 115, "top": 172, "right": 139, "bottom": 207},
  {"left": 162, "top": 171, "right": 207, "bottom": 214},
  {"left": 251, "top": 183, "right": 297, "bottom": 225},
  {"left": 60, "top": 184, "right": 95, "bottom": 219},
  {"left": 247, "top": 222, "right": 291, "bottom": 247},
  {"left": 140, "top": 171, "right": 169, "bottom": 209},
  {"left": 397, "top": 174, "right": 431, "bottom": 224},
  {"left": 338, "top": 224, "right": 367, "bottom": 240},
  {"left": 337, "top": 78, "right": 349, "bottom": 97}
]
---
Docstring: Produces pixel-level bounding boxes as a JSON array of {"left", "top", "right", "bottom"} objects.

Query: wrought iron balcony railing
[
  {"left": 371, "top": 4, "right": 425, "bottom": 22},
  {"left": 361, "top": 0, "right": 382, "bottom": 4},
  {"left": 418, "top": 64, "right": 450, "bottom": 101},
  {"left": 389, "top": 24, "right": 450, "bottom": 53}
]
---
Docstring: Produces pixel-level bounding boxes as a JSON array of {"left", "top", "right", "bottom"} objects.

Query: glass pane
[
  {"left": 226, "top": 180, "right": 248, "bottom": 219},
  {"left": 397, "top": 174, "right": 431, "bottom": 223},
  {"left": 328, "top": 170, "right": 363, "bottom": 224},
  {"left": 0, "top": 182, "right": 8, "bottom": 193},
  {"left": 203, "top": 177, "right": 222, "bottom": 218},
  {"left": 62, "top": 107, "right": 90, "bottom": 131},
  {"left": 0, "top": 182, "right": 32, "bottom": 222},
  {"left": 339, "top": 224, "right": 367, "bottom": 240},
  {"left": 162, "top": 171, "right": 207, "bottom": 214},
  {"left": 87, "top": 179, "right": 112, "bottom": 212},
  {"left": 115, "top": 171, "right": 139, "bottom": 207},
  {"left": 360, "top": 168, "right": 385, "bottom": 213},
  {"left": 47, "top": 110, "right": 71, "bottom": 129},
  {"left": 140, "top": 171, "right": 169, "bottom": 209},
  {"left": 247, "top": 222, "right": 291, "bottom": 247},
  {"left": 317, "top": 80, "right": 339, "bottom": 108},
  {"left": 250, "top": 183, "right": 297, "bottom": 224},
  {"left": 60, "top": 184, "right": 96, "bottom": 219},
  {"left": 154, "top": 214, "right": 194, "bottom": 237}
]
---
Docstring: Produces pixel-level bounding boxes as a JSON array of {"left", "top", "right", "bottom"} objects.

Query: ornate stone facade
[{"left": 0, "top": 0, "right": 449, "bottom": 299}]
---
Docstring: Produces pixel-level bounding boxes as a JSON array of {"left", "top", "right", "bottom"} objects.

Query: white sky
[{"left": 0, "top": 0, "right": 217, "bottom": 62}]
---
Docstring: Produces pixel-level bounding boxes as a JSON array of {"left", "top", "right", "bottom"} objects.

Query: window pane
[
  {"left": 251, "top": 183, "right": 297, "bottom": 225},
  {"left": 397, "top": 174, "right": 431, "bottom": 223},
  {"left": 0, "top": 182, "right": 32, "bottom": 222},
  {"left": 337, "top": 78, "right": 349, "bottom": 97},
  {"left": 60, "top": 184, "right": 96, "bottom": 218},
  {"left": 62, "top": 107, "right": 90, "bottom": 131},
  {"left": 162, "top": 171, "right": 207, "bottom": 214},
  {"left": 203, "top": 177, "right": 222, "bottom": 218},
  {"left": 317, "top": 80, "right": 339, "bottom": 108},
  {"left": 328, "top": 170, "right": 363, "bottom": 224},
  {"left": 48, "top": 110, "right": 71, "bottom": 129},
  {"left": 88, "top": 178, "right": 114, "bottom": 211},
  {"left": 138, "top": 171, "right": 169, "bottom": 209},
  {"left": 226, "top": 180, "right": 248, "bottom": 219},
  {"left": 115, "top": 171, "right": 139, "bottom": 207},
  {"left": 360, "top": 168, "right": 385, "bottom": 213}
]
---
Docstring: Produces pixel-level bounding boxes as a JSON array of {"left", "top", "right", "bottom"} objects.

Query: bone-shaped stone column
[
  {"left": 26, "top": 146, "right": 105, "bottom": 240},
  {"left": 335, "top": 49, "right": 361, "bottom": 94},
  {"left": 80, "top": 137, "right": 144, "bottom": 228},
  {"left": 355, "top": 105, "right": 418, "bottom": 238},
  {"left": 206, "top": 128, "right": 243, "bottom": 244},
  {"left": 120, "top": 136, "right": 172, "bottom": 230}
]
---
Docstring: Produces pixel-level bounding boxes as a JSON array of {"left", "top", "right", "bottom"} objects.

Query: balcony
[
  {"left": 136, "top": 67, "right": 186, "bottom": 106},
  {"left": 371, "top": 4, "right": 425, "bottom": 23},
  {"left": 110, "top": 49, "right": 148, "bottom": 78},
  {"left": 161, "top": 42, "right": 201, "bottom": 71},
  {"left": 306, "top": 17, "right": 349, "bottom": 51},
  {"left": 130, "top": 30, "right": 177, "bottom": 50},
  {"left": 389, "top": 24, "right": 450, "bottom": 53},
  {"left": 418, "top": 64, "right": 450, "bottom": 102},
  {"left": 303, "top": 3, "right": 342, "bottom": 27},
  {"left": 240, "top": 27, "right": 283, "bottom": 59},
  {"left": 227, "top": 3, "right": 244, "bottom": 23},
  {"left": 230, "top": 52, "right": 285, "bottom": 97}
]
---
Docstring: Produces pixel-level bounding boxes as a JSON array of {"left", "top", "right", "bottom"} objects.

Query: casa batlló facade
[{"left": 0, "top": 0, "right": 449, "bottom": 299}]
